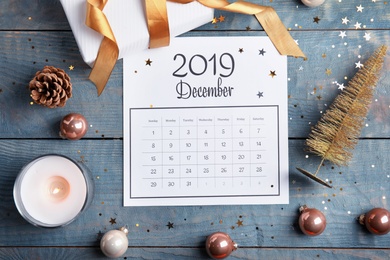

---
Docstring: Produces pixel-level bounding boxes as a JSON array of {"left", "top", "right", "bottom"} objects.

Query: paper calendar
[{"left": 124, "top": 37, "right": 289, "bottom": 206}]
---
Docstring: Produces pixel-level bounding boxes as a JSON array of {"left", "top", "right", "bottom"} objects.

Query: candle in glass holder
[{"left": 13, "top": 154, "right": 94, "bottom": 228}]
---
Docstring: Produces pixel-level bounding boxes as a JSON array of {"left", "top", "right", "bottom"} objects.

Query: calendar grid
[{"left": 130, "top": 106, "right": 281, "bottom": 199}]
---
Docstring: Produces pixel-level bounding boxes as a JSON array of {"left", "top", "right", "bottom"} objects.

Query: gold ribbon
[
  {"left": 86, "top": 0, "right": 119, "bottom": 96},
  {"left": 86, "top": 0, "right": 306, "bottom": 95}
]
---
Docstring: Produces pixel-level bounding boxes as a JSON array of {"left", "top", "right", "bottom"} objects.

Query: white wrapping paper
[{"left": 60, "top": 0, "right": 213, "bottom": 66}]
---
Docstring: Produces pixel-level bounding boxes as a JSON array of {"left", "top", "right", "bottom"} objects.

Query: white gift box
[{"left": 60, "top": 0, "right": 214, "bottom": 66}]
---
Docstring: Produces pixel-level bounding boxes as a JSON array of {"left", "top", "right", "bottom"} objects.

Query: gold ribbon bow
[{"left": 86, "top": 0, "right": 306, "bottom": 95}]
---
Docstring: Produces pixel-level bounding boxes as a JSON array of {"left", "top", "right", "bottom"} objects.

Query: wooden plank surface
[
  {"left": 0, "top": 0, "right": 389, "bottom": 259},
  {"left": 0, "top": 248, "right": 389, "bottom": 260},
  {"left": 1, "top": 30, "right": 389, "bottom": 139},
  {"left": 0, "top": 140, "right": 388, "bottom": 248}
]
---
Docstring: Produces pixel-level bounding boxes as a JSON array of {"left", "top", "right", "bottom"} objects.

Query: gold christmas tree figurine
[{"left": 297, "top": 45, "right": 388, "bottom": 188}]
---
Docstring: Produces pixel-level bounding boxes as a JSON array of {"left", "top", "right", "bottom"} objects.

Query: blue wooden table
[{"left": 1, "top": 0, "right": 389, "bottom": 259}]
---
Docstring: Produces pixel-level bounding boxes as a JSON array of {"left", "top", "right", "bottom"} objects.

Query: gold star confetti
[
  {"left": 269, "top": 70, "right": 277, "bottom": 78},
  {"left": 313, "top": 16, "right": 320, "bottom": 23},
  {"left": 246, "top": 26, "right": 251, "bottom": 31},
  {"left": 317, "top": 95, "right": 322, "bottom": 100},
  {"left": 236, "top": 220, "right": 244, "bottom": 227},
  {"left": 69, "top": 65, "right": 74, "bottom": 70},
  {"left": 218, "top": 15, "right": 225, "bottom": 22},
  {"left": 212, "top": 17, "right": 218, "bottom": 24},
  {"left": 109, "top": 218, "right": 116, "bottom": 225},
  {"left": 325, "top": 68, "right": 332, "bottom": 75},
  {"left": 322, "top": 53, "right": 327, "bottom": 58},
  {"left": 145, "top": 58, "right": 152, "bottom": 66}
]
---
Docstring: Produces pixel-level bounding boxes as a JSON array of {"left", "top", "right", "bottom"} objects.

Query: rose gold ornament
[
  {"left": 205, "top": 232, "right": 237, "bottom": 259},
  {"left": 359, "top": 208, "right": 390, "bottom": 235},
  {"left": 298, "top": 205, "right": 326, "bottom": 236},
  {"left": 59, "top": 113, "right": 88, "bottom": 140}
]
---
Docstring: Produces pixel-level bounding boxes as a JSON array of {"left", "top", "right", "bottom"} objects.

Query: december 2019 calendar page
[{"left": 123, "top": 36, "right": 289, "bottom": 206}]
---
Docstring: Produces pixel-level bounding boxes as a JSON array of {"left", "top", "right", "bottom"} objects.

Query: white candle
[{"left": 14, "top": 154, "right": 94, "bottom": 227}]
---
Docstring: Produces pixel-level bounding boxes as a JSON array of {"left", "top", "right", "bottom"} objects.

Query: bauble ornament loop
[
  {"left": 59, "top": 113, "right": 88, "bottom": 140},
  {"left": 100, "top": 227, "right": 129, "bottom": 258},
  {"left": 359, "top": 208, "right": 390, "bottom": 235},
  {"left": 298, "top": 205, "right": 326, "bottom": 236},
  {"left": 205, "top": 232, "right": 237, "bottom": 259},
  {"left": 301, "top": 0, "right": 325, "bottom": 8}
]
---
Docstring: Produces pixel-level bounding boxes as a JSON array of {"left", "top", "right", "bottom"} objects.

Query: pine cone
[{"left": 29, "top": 66, "right": 72, "bottom": 108}]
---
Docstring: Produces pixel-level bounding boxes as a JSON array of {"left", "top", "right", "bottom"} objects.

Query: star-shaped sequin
[
  {"left": 363, "top": 32, "right": 371, "bottom": 41},
  {"left": 259, "top": 48, "right": 266, "bottom": 56},
  {"left": 341, "top": 17, "right": 350, "bottom": 24},
  {"left": 166, "top": 222, "right": 174, "bottom": 229},
  {"left": 338, "top": 83, "right": 345, "bottom": 90},
  {"left": 313, "top": 16, "right": 320, "bottom": 24},
  {"left": 236, "top": 220, "right": 244, "bottom": 227},
  {"left": 145, "top": 58, "right": 152, "bottom": 66},
  {"left": 218, "top": 15, "right": 225, "bottom": 22},
  {"left": 97, "top": 231, "right": 104, "bottom": 241},
  {"left": 257, "top": 91, "right": 264, "bottom": 98},
  {"left": 239, "top": 48, "right": 244, "bottom": 53},
  {"left": 109, "top": 218, "right": 116, "bottom": 225},
  {"left": 355, "top": 61, "right": 364, "bottom": 68},
  {"left": 269, "top": 70, "right": 276, "bottom": 78},
  {"left": 356, "top": 5, "right": 364, "bottom": 12},
  {"left": 212, "top": 17, "right": 218, "bottom": 24},
  {"left": 325, "top": 68, "right": 332, "bottom": 76},
  {"left": 339, "top": 31, "right": 347, "bottom": 39},
  {"left": 69, "top": 65, "right": 74, "bottom": 70},
  {"left": 354, "top": 22, "right": 362, "bottom": 29}
]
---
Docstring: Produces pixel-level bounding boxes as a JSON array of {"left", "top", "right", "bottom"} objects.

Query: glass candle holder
[{"left": 13, "top": 154, "right": 94, "bottom": 228}]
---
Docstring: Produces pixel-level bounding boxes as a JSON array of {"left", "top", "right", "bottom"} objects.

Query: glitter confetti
[
  {"left": 259, "top": 48, "right": 266, "bottom": 56},
  {"left": 355, "top": 61, "right": 364, "bottom": 68},
  {"left": 166, "top": 222, "right": 174, "bottom": 229},
  {"left": 363, "top": 33, "right": 371, "bottom": 41},
  {"left": 218, "top": 15, "right": 225, "bottom": 22},
  {"left": 341, "top": 17, "right": 350, "bottom": 24},
  {"left": 354, "top": 22, "right": 362, "bottom": 29},
  {"left": 356, "top": 5, "right": 364, "bottom": 12},
  {"left": 339, "top": 31, "right": 347, "bottom": 39}
]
